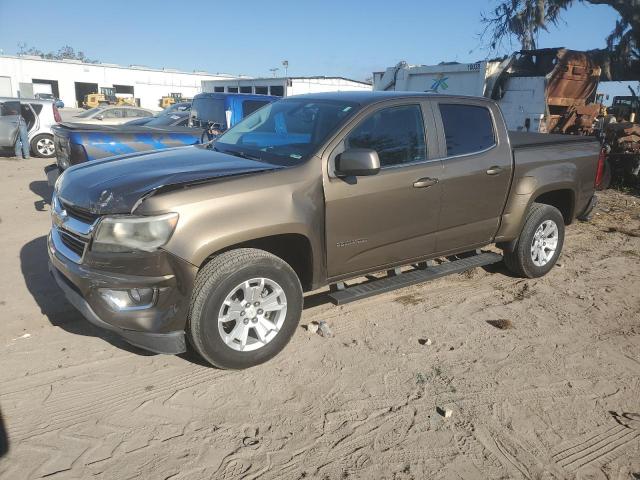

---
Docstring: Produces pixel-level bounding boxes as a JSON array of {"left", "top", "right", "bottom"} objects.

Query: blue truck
[{"left": 52, "top": 93, "right": 278, "bottom": 171}]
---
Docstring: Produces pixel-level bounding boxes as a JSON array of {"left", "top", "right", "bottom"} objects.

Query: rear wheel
[
  {"left": 188, "top": 248, "right": 303, "bottom": 369},
  {"left": 503, "top": 203, "right": 565, "bottom": 278},
  {"left": 31, "top": 134, "right": 55, "bottom": 158}
]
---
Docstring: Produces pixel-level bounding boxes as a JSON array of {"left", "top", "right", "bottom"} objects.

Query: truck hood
[{"left": 56, "top": 145, "right": 283, "bottom": 214}]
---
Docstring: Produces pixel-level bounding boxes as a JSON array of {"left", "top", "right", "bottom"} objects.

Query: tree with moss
[{"left": 481, "top": 0, "right": 639, "bottom": 80}]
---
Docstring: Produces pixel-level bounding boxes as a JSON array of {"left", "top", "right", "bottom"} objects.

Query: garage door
[{"left": 0, "top": 77, "right": 12, "bottom": 97}]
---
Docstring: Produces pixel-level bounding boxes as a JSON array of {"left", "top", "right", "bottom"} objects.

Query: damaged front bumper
[{"left": 48, "top": 230, "right": 197, "bottom": 354}]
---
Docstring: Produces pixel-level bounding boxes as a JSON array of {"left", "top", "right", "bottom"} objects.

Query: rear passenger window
[
  {"left": 439, "top": 104, "right": 495, "bottom": 156},
  {"left": 346, "top": 105, "right": 426, "bottom": 167},
  {"left": 242, "top": 100, "right": 270, "bottom": 117}
]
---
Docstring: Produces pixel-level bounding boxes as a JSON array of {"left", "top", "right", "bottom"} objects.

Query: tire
[
  {"left": 503, "top": 203, "right": 565, "bottom": 278},
  {"left": 30, "top": 134, "right": 56, "bottom": 158},
  {"left": 188, "top": 248, "right": 303, "bottom": 369}
]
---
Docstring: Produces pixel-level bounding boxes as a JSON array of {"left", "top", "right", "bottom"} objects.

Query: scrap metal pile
[{"left": 601, "top": 122, "right": 640, "bottom": 186}]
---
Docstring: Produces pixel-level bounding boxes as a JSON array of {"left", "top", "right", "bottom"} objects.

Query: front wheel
[
  {"left": 503, "top": 203, "right": 565, "bottom": 278},
  {"left": 31, "top": 134, "right": 56, "bottom": 158},
  {"left": 188, "top": 248, "right": 303, "bottom": 369}
]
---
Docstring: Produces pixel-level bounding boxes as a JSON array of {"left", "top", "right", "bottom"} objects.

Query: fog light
[{"left": 99, "top": 288, "right": 157, "bottom": 311}]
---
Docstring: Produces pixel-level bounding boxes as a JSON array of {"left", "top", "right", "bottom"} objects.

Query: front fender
[{"left": 142, "top": 159, "right": 326, "bottom": 284}]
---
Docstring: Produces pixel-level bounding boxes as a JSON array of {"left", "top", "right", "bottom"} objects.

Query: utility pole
[
  {"left": 269, "top": 68, "right": 279, "bottom": 77},
  {"left": 282, "top": 60, "right": 289, "bottom": 77}
]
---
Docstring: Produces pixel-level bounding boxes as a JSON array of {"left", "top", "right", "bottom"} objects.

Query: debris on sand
[
  {"left": 486, "top": 319, "right": 514, "bottom": 330},
  {"left": 418, "top": 338, "right": 432, "bottom": 346},
  {"left": 606, "top": 226, "right": 640, "bottom": 238},
  {"left": 436, "top": 406, "right": 453, "bottom": 418},
  {"left": 317, "top": 321, "right": 334, "bottom": 338},
  {"left": 306, "top": 322, "right": 319, "bottom": 334}
]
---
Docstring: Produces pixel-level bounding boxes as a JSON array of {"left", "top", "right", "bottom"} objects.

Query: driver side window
[{"left": 346, "top": 104, "right": 426, "bottom": 167}]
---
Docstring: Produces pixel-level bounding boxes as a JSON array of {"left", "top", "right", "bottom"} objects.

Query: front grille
[
  {"left": 59, "top": 231, "right": 87, "bottom": 257},
  {"left": 62, "top": 202, "right": 101, "bottom": 224}
]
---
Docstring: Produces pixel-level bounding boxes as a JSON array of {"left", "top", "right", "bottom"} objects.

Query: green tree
[
  {"left": 17, "top": 43, "right": 98, "bottom": 64},
  {"left": 481, "top": 0, "right": 640, "bottom": 80}
]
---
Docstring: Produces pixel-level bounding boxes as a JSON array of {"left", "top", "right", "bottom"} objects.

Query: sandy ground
[{"left": 0, "top": 155, "right": 638, "bottom": 480}]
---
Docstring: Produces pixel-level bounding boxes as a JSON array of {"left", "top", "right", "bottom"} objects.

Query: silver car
[
  {"left": 70, "top": 106, "right": 155, "bottom": 125},
  {"left": 0, "top": 97, "right": 61, "bottom": 158}
]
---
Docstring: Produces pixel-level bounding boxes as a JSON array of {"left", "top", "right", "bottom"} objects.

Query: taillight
[
  {"left": 594, "top": 148, "right": 606, "bottom": 188},
  {"left": 53, "top": 104, "right": 62, "bottom": 123}
]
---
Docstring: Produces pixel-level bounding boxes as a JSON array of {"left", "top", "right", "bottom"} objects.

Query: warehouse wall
[
  {"left": 202, "top": 77, "right": 371, "bottom": 98},
  {"left": 288, "top": 77, "right": 371, "bottom": 96},
  {"left": 0, "top": 55, "right": 236, "bottom": 110}
]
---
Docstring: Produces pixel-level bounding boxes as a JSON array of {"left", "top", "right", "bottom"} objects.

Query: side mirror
[
  {"left": 335, "top": 148, "right": 381, "bottom": 177},
  {"left": 95, "top": 114, "right": 104, "bottom": 120}
]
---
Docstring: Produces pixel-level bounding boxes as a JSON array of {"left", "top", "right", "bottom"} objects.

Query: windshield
[
  {"left": 145, "top": 114, "right": 187, "bottom": 126},
  {"left": 214, "top": 99, "right": 359, "bottom": 164},
  {"left": 76, "top": 107, "right": 103, "bottom": 118},
  {"left": 190, "top": 97, "right": 226, "bottom": 127}
]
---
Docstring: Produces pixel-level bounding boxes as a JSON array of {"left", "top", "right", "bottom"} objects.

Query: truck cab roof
[{"left": 283, "top": 90, "right": 498, "bottom": 106}]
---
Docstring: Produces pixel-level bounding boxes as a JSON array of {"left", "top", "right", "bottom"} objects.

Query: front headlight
[{"left": 93, "top": 213, "right": 179, "bottom": 252}]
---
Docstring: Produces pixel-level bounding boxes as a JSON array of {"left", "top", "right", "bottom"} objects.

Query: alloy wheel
[
  {"left": 530, "top": 220, "right": 559, "bottom": 267},
  {"left": 37, "top": 137, "right": 55, "bottom": 156},
  {"left": 217, "top": 277, "right": 288, "bottom": 352}
]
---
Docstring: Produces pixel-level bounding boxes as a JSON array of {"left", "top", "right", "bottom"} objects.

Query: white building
[
  {"left": 0, "top": 54, "right": 238, "bottom": 110},
  {"left": 201, "top": 76, "right": 372, "bottom": 97}
]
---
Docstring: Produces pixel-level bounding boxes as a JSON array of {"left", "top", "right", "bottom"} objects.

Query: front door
[
  {"left": 432, "top": 100, "right": 513, "bottom": 253},
  {"left": 324, "top": 101, "right": 443, "bottom": 278},
  {"left": 0, "top": 100, "right": 20, "bottom": 147}
]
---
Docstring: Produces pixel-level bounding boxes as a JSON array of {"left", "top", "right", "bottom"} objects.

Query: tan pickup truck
[{"left": 49, "top": 92, "right": 603, "bottom": 368}]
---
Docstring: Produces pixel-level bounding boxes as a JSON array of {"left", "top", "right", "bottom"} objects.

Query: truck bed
[{"left": 509, "top": 131, "right": 599, "bottom": 149}]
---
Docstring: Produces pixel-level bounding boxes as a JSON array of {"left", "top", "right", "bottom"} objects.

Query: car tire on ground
[
  {"left": 188, "top": 248, "right": 303, "bottom": 369},
  {"left": 503, "top": 202, "right": 565, "bottom": 278},
  {"left": 30, "top": 134, "right": 56, "bottom": 158}
]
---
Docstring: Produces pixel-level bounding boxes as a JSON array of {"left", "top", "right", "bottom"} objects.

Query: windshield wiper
[{"left": 221, "top": 149, "right": 262, "bottom": 161}]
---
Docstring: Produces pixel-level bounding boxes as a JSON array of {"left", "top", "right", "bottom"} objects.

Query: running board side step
[{"left": 327, "top": 252, "right": 503, "bottom": 305}]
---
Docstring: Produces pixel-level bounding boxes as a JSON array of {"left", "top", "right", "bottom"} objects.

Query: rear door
[
  {"left": 432, "top": 99, "right": 513, "bottom": 253},
  {"left": 0, "top": 100, "right": 20, "bottom": 147},
  {"left": 323, "top": 100, "right": 443, "bottom": 278}
]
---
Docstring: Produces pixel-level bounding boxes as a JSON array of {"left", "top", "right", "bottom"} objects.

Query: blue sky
[{"left": 0, "top": 0, "right": 636, "bottom": 97}]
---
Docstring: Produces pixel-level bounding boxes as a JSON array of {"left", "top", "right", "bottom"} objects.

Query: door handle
[
  {"left": 486, "top": 166, "right": 503, "bottom": 175},
  {"left": 413, "top": 177, "right": 438, "bottom": 188}
]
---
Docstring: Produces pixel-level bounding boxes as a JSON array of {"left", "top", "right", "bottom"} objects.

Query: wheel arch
[
  {"left": 532, "top": 188, "right": 575, "bottom": 225},
  {"left": 199, "top": 233, "right": 315, "bottom": 292}
]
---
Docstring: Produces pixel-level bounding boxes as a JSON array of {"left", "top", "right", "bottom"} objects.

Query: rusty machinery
[
  {"left": 493, "top": 48, "right": 638, "bottom": 187},
  {"left": 491, "top": 48, "right": 602, "bottom": 135},
  {"left": 598, "top": 86, "right": 640, "bottom": 188}
]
